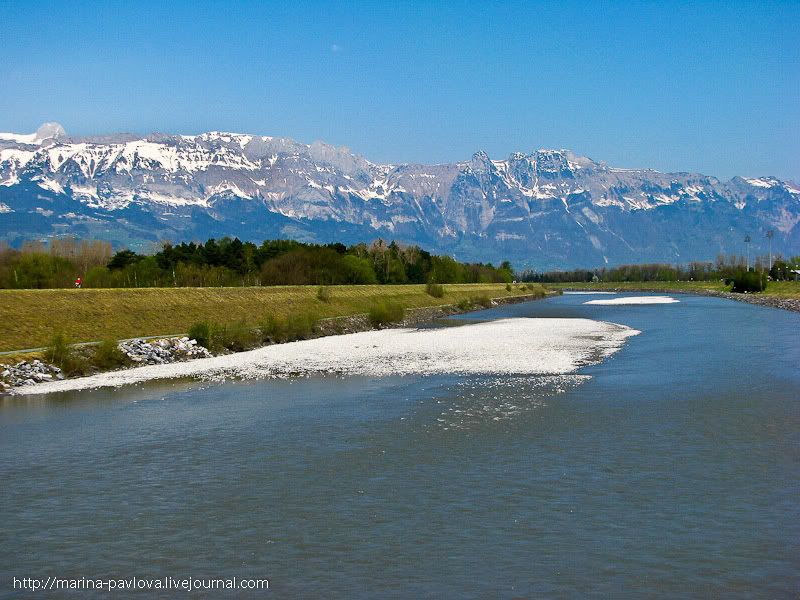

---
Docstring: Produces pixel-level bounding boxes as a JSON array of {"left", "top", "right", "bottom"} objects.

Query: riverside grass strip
[
  {"left": 548, "top": 280, "right": 800, "bottom": 298},
  {"left": 0, "top": 283, "right": 544, "bottom": 352}
]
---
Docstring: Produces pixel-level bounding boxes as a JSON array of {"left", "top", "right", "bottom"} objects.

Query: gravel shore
[
  {"left": 4, "top": 291, "right": 556, "bottom": 396},
  {"left": 12, "top": 317, "right": 639, "bottom": 396}
]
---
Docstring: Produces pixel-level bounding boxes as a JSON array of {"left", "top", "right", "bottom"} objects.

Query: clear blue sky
[{"left": 1, "top": 0, "right": 798, "bottom": 181}]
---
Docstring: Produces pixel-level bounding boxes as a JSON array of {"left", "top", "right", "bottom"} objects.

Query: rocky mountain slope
[{"left": 1, "top": 123, "right": 797, "bottom": 268}]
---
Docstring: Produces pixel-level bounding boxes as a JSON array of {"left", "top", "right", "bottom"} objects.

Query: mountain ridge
[{"left": 1, "top": 123, "right": 798, "bottom": 268}]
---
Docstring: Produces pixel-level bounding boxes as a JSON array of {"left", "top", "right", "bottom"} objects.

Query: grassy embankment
[
  {"left": 0, "top": 283, "right": 545, "bottom": 354},
  {"left": 548, "top": 280, "right": 800, "bottom": 297}
]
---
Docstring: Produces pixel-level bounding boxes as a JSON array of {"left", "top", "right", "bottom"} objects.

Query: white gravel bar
[
  {"left": 12, "top": 318, "right": 639, "bottom": 395},
  {"left": 584, "top": 295, "right": 679, "bottom": 305}
]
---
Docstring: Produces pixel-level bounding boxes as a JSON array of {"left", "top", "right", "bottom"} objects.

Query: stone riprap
[
  {"left": 0, "top": 360, "right": 64, "bottom": 391},
  {"left": 1, "top": 337, "right": 211, "bottom": 393},
  {"left": 118, "top": 337, "right": 211, "bottom": 364}
]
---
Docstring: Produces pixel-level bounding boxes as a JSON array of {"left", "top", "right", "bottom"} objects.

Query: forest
[
  {"left": 4, "top": 236, "right": 796, "bottom": 291},
  {"left": 0, "top": 237, "right": 514, "bottom": 288}
]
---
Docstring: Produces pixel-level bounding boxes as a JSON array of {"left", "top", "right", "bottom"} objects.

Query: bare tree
[
  {"left": 744, "top": 235, "right": 751, "bottom": 271},
  {"left": 766, "top": 230, "right": 774, "bottom": 270}
]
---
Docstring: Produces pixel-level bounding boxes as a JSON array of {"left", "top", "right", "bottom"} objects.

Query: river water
[{"left": 1, "top": 293, "right": 798, "bottom": 598}]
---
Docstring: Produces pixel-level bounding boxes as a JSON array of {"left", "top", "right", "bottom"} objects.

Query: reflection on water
[
  {"left": 428, "top": 375, "right": 587, "bottom": 431},
  {"left": 1, "top": 293, "right": 798, "bottom": 598}
]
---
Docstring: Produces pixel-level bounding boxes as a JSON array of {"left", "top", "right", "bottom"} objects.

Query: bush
[
  {"left": 316, "top": 286, "right": 332, "bottom": 303},
  {"left": 216, "top": 320, "right": 259, "bottom": 352},
  {"left": 91, "top": 339, "right": 128, "bottom": 370},
  {"left": 456, "top": 298, "right": 474, "bottom": 311},
  {"left": 731, "top": 270, "right": 768, "bottom": 293},
  {"left": 517, "top": 284, "right": 545, "bottom": 298},
  {"left": 260, "top": 313, "right": 317, "bottom": 343},
  {"left": 45, "top": 333, "right": 71, "bottom": 367},
  {"left": 188, "top": 322, "right": 211, "bottom": 348},
  {"left": 285, "top": 313, "right": 316, "bottom": 341},
  {"left": 368, "top": 301, "right": 405, "bottom": 327},
  {"left": 505, "top": 283, "right": 512, "bottom": 292},
  {"left": 425, "top": 282, "right": 444, "bottom": 298},
  {"left": 206, "top": 323, "right": 230, "bottom": 353},
  {"left": 189, "top": 320, "right": 258, "bottom": 353},
  {"left": 45, "top": 333, "right": 89, "bottom": 376},
  {"left": 260, "top": 314, "right": 287, "bottom": 343},
  {"left": 470, "top": 294, "right": 493, "bottom": 308}
]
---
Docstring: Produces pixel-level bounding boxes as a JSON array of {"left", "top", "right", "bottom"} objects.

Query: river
[{"left": 1, "top": 293, "right": 798, "bottom": 598}]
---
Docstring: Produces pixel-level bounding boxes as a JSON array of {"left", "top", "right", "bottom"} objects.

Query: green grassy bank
[
  {"left": 0, "top": 283, "right": 545, "bottom": 353},
  {"left": 548, "top": 280, "right": 800, "bottom": 298}
]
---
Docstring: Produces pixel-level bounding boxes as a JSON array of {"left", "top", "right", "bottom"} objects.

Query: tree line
[
  {"left": 520, "top": 254, "right": 800, "bottom": 284},
  {"left": 0, "top": 237, "right": 514, "bottom": 289}
]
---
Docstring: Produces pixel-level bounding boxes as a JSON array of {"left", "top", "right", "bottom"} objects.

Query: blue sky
[{"left": 1, "top": 0, "right": 798, "bottom": 180}]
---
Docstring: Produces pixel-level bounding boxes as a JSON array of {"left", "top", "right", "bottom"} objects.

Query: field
[
  {"left": 0, "top": 283, "right": 544, "bottom": 353},
  {"left": 548, "top": 280, "right": 800, "bottom": 298}
]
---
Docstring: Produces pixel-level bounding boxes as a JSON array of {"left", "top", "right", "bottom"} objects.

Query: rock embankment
[
  {"left": 709, "top": 292, "right": 800, "bottom": 313},
  {"left": 0, "top": 360, "right": 64, "bottom": 391},
  {"left": 119, "top": 337, "right": 211, "bottom": 364},
  {"left": 1, "top": 337, "right": 211, "bottom": 393}
]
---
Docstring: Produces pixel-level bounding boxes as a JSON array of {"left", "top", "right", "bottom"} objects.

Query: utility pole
[
  {"left": 766, "top": 230, "right": 774, "bottom": 271},
  {"left": 744, "top": 235, "right": 751, "bottom": 271}
]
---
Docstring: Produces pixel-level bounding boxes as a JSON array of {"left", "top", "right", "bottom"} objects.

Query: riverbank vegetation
[
  {"left": 523, "top": 255, "right": 800, "bottom": 296},
  {"left": 520, "top": 255, "right": 800, "bottom": 286},
  {"left": 42, "top": 335, "right": 131, "bottom": 377},
  {"left": 0, "top": 283, "right": 546, "bottom": 352},
  {"left": 546, "top": 280, "right": 800, "bottom": 298}
]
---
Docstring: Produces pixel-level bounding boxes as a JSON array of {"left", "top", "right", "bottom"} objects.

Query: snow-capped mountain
[{"left": 1, "top": 123, "right": 798, "bottom": 268}]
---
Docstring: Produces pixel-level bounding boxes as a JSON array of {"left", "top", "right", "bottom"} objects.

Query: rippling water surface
[{"left": 1, "top": 294, "right": 798, "bottom": 598}]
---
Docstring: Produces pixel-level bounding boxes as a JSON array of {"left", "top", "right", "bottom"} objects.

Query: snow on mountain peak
[
  {"left": 0, "top": 126, "right": 796, "bottom": 226},
  {"left": 0, "top": 122, "right": 66, "bottom": 145},
  {"left": 0, "top": 127, "right": 797, "bottom": 268},
  {"left": 34, "top": 122, "right": 66, "bottom": 142}
]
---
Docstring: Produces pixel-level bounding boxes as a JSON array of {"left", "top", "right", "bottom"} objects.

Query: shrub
[
  {"left": 188, "top": 320, "right": 258, "bottom": 353},
  {"left": 45, "top": 333, "right": 89, "bottom": 376},
  {"left": 731, "top": 270, "right": 768, "bottom": 293},
  {"left": 206, "top": 323, "right": 230, "bottom": 353},
  {"left": 425, "top": 282, "right": 444, "bottom": 298},
  {"left": 368, "top": 301, "right": 405, "bottom": 327},
  {"left": 63, "top": 353, "right": 90, "bottom": 376},
  {"left": 188, "top": 322, "right": 211, "bottom": 348},
  {"left": 285, "top": 313, "right": 316, "bottom": 341},
  {"left": 261, "top": 312, "right": 317, "bottom": 343},
  {"left": 45, "top": 333, "right": 71, "bottom": 367},
  {"left": 456, "top": 298, "right": 474, "bottom": 311},
  {"left": 260, "top": 314, "right": 287, "bottom": 343},
  {"left": 316, "top": 286, "right": 332, "bottom": 303},
  {"left": 506, "top": 283, "right": 512, "bottom": 292},
  {"left": 91, "top": 339, "right": 128, "bottom": 370},
  {"left": 470, "top": 294, "right": 493, "bottom": 308},
  {"left": 217, "top": 320, "right": 259, "bottom": 352}
]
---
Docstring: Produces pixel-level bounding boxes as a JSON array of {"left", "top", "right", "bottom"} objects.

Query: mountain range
[{"left": 1, "top": 122, "right": 797, "bottom": 268}]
